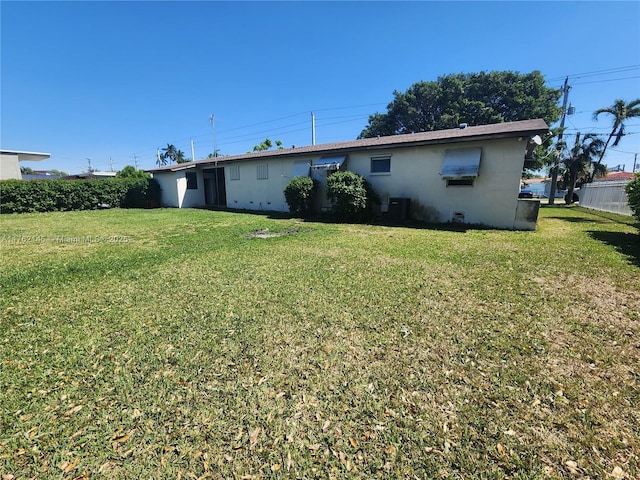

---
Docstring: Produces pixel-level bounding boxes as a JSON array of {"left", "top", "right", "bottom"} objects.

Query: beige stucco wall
[
  {"left": 153, "top": 170, "right": 205, "bottom": 208},
  {"left": 153, "top": 172, "right": 179, "bottom": 207},
  {"left": 347, "top": 138, "right": 528, "bottom": 229},
  {"left": 152, "top": 136, "right": 534, "bottom": 229},
  {"left": 178, "top": 170, "right": 205, "bottom": 208},
  {"left": 0, "top": 153, "right": 23, "bottom": 180},
  {"left": 225, "top": 158, "right": 300, "bottom": 212}
]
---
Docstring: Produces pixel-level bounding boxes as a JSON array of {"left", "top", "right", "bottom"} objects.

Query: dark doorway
[{"left": 204, "top": 167, "right": 226, "bottom": 206}]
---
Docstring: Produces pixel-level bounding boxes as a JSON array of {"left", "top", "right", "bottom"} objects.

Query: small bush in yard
[
  {"left": 327, "top": 171, "right": 379, "bottom": 222},
  {"left": 284, "top": 176, "right": 317, "bottom": 217},
  {"left": 625, "top": 172, "right": 640, "bottom": 224}
]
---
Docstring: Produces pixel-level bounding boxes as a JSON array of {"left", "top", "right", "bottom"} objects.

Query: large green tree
[
  {"left": 560, "top": 133, "right": 605, "bottom": 204},
  {"left": 116, "top": 165, "right": 150, "bottom": 179},
  {"left": 590, "top": 98, "right": 640, "bottom": 182},
  {"left": 359, "top": 71, "right": 562, "bottom": 140}
]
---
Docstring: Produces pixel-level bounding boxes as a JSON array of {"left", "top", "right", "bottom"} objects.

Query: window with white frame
[
  {"left": 229, "top": 164, "right": 240, "bottom": 181},
  {"left": 370, "top": 156, "right": 391, "bottom": 174},
  {"left": 257, "top": 163, "right": 268, "bottom": 180}
]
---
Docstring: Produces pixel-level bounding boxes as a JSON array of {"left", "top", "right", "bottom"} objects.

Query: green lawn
[{"left": 1, "top": 206, "right": 638, "bottom": 479}]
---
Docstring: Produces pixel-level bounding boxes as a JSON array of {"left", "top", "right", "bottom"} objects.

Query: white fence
[{"left": 579, "top": 180, "right": 632, "bottom": 216}]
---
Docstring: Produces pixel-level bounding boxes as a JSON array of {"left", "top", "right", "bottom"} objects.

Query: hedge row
[
  {"left": 0, "top": 178, "right": 162, "bottom": 214},
  {"left": 625, "top": 172, "right": 640, "bottom": 224}
]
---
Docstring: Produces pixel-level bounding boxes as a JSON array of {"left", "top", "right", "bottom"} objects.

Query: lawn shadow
[
  {"left": 296, "top": 215, "right": 507, "bottom": 233},
  {"left": 198, "top": 206, "right": 295, "bottom": 220},
  {"left": 198, "top": 206, "right": 519, "bottom": 233},
  {"left": 544, "top": 215, "right": 608, "bottom": 224},
  {"left": 542, "top": 204, "right": 639, "bottom": 227},
  {"left": 587, "top": 230, "right": 640, "bottom": 267},
  {"left": 199, "top": 206, "right": 536, "bottom": 233}
]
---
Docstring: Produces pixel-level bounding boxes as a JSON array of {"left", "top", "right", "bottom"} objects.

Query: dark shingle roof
[{"left": 147, "top": 119, "right": 548, "bottom": 173}]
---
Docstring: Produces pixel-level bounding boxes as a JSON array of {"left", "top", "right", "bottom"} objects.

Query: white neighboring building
[
  {"left": 148, "top": 119, "right": 548, "bottom": 230},
  {"left": 0, "top": 150, "right": 51, "bottom": 180}
]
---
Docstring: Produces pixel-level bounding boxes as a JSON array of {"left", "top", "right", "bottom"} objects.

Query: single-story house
[
  {"left": 147, "top": 119, "right": 549, "bottom": 230},
  {"left": 22, "top": 170, "right": 64, "bottom": 181},
  {"left": 595, "top": 171, "right": 636, "bottom": 182},
  {"left": 1, "top": 150, "right": 51, "bottom": 180},
  {"left": 62, "top": 171, "right": 118, "bottom": 180}
]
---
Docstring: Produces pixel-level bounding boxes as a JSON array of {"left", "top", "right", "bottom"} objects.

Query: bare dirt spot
[{"left": 247, "top": 227, "right": 305, "bottom": 239}]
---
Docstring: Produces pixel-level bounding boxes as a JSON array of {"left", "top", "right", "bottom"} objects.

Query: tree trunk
[{"left": 565, "top": 172, "right": 578, "bottom": 204}]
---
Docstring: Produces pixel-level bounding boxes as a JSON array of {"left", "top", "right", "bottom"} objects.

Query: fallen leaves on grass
[
  {"left": 249, "top": 427, "right": 260, "bottom": 449},
  {"left": 384, "top": 445, "right": 397, "bottom": 455},
  {"left": 64, "top": 405, "right": 82, "bottom": 416},
  {"left": 565, "top": 460, "right": 579, "bottom": 474},
  {"left": 111, "top": 433, "right": 130, "bottom": 444},
  {"left": 611, "top": 466, "right": 626, "bottom": 479},
  {"left": 59, "top": 458, "right": 78, "bottom": 473}
]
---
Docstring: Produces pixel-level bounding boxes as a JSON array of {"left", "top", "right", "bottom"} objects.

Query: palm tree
[
  {"left": 156, "top": 151, "right": 167, "bottom": 167},
  {"left": 161, "top": 144, "right": 177, "bottom": 163},
  {"left": 161, "top": 144, "right": 188, "bottom": 164},
  {"left": 561, "top": 132, "right": 605, "bottom": 204},
  {"left": 590, "top": 98, "right": 640, "bottom": 181},
  {"left": 252, "top": 138, "right": 283, "bottom": 152},
  {"left": 174, "top": 149, "right": 187, "bottom": 164},
  {"left": 161, "top": 144, "right": 179, "bottom": 164}
]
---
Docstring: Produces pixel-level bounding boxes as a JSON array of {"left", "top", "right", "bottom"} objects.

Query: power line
[
  {"left": 217, "top": 111, "right": 309, "bottom": 133},
  {"left": 550, "top": 75, "right": 640, "bottom": 91},
  {"left": 609, "top": 147, "right": 640, "bottom": 155},
  {"left": 562, "top": 128, "right": 639, "bottom": 136},
  {"left": 564, "top": 124, "right": 640, "bottom": 131},
  {"left": 138, "top": 67, "right": 638, "bottom": 160},
  {"left": 545, "top": 65, "right": 640, "bottom": 82},
  {"left": 48, "top": 67, "right": 640, "bottom": 170},
  {"left": 571, "top": 75, "right": 640, "bottom": 86},
  {"left": 149, "top": 104, "right": 379, "bottom": 150},
  {"left": 312, "top": 102, "right": 387, "bottom": 112}
]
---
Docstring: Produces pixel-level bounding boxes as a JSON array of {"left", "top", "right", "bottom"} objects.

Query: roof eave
[
  {"left": 146, "top": 119, "right": 549, "bottom": 172},
  {"left": 1, "top": 150, "right": 51, "bottom": 161}
]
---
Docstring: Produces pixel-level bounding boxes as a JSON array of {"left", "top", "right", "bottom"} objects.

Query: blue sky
[{"left": 2, "top": 1, "right": 639, "bottom": 174}]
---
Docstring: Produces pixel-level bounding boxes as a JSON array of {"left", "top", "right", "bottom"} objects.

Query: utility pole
[
  {"left": 133, "top": 154, "right": 138, "bottom": 169},
  {"left": 86, "top": 157, "right": 93, "bottom": 173},
  {"left": 191, "top": 138, "right": 195, "bottom": 162},
  {"left": 549, "top": 77, "right": 571, "bottom": 205},
  {"left": 311, "top": 112, "right": 316, "bottom": 145},
  {"left": 210, "top": 114, "right": 217, "bottom": 157},
  {"left": 109, "top": 157, "right": 114, "bottom": 172},
  {"left": 633, "top": 153, "right": 638, "bottom": 172}
]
